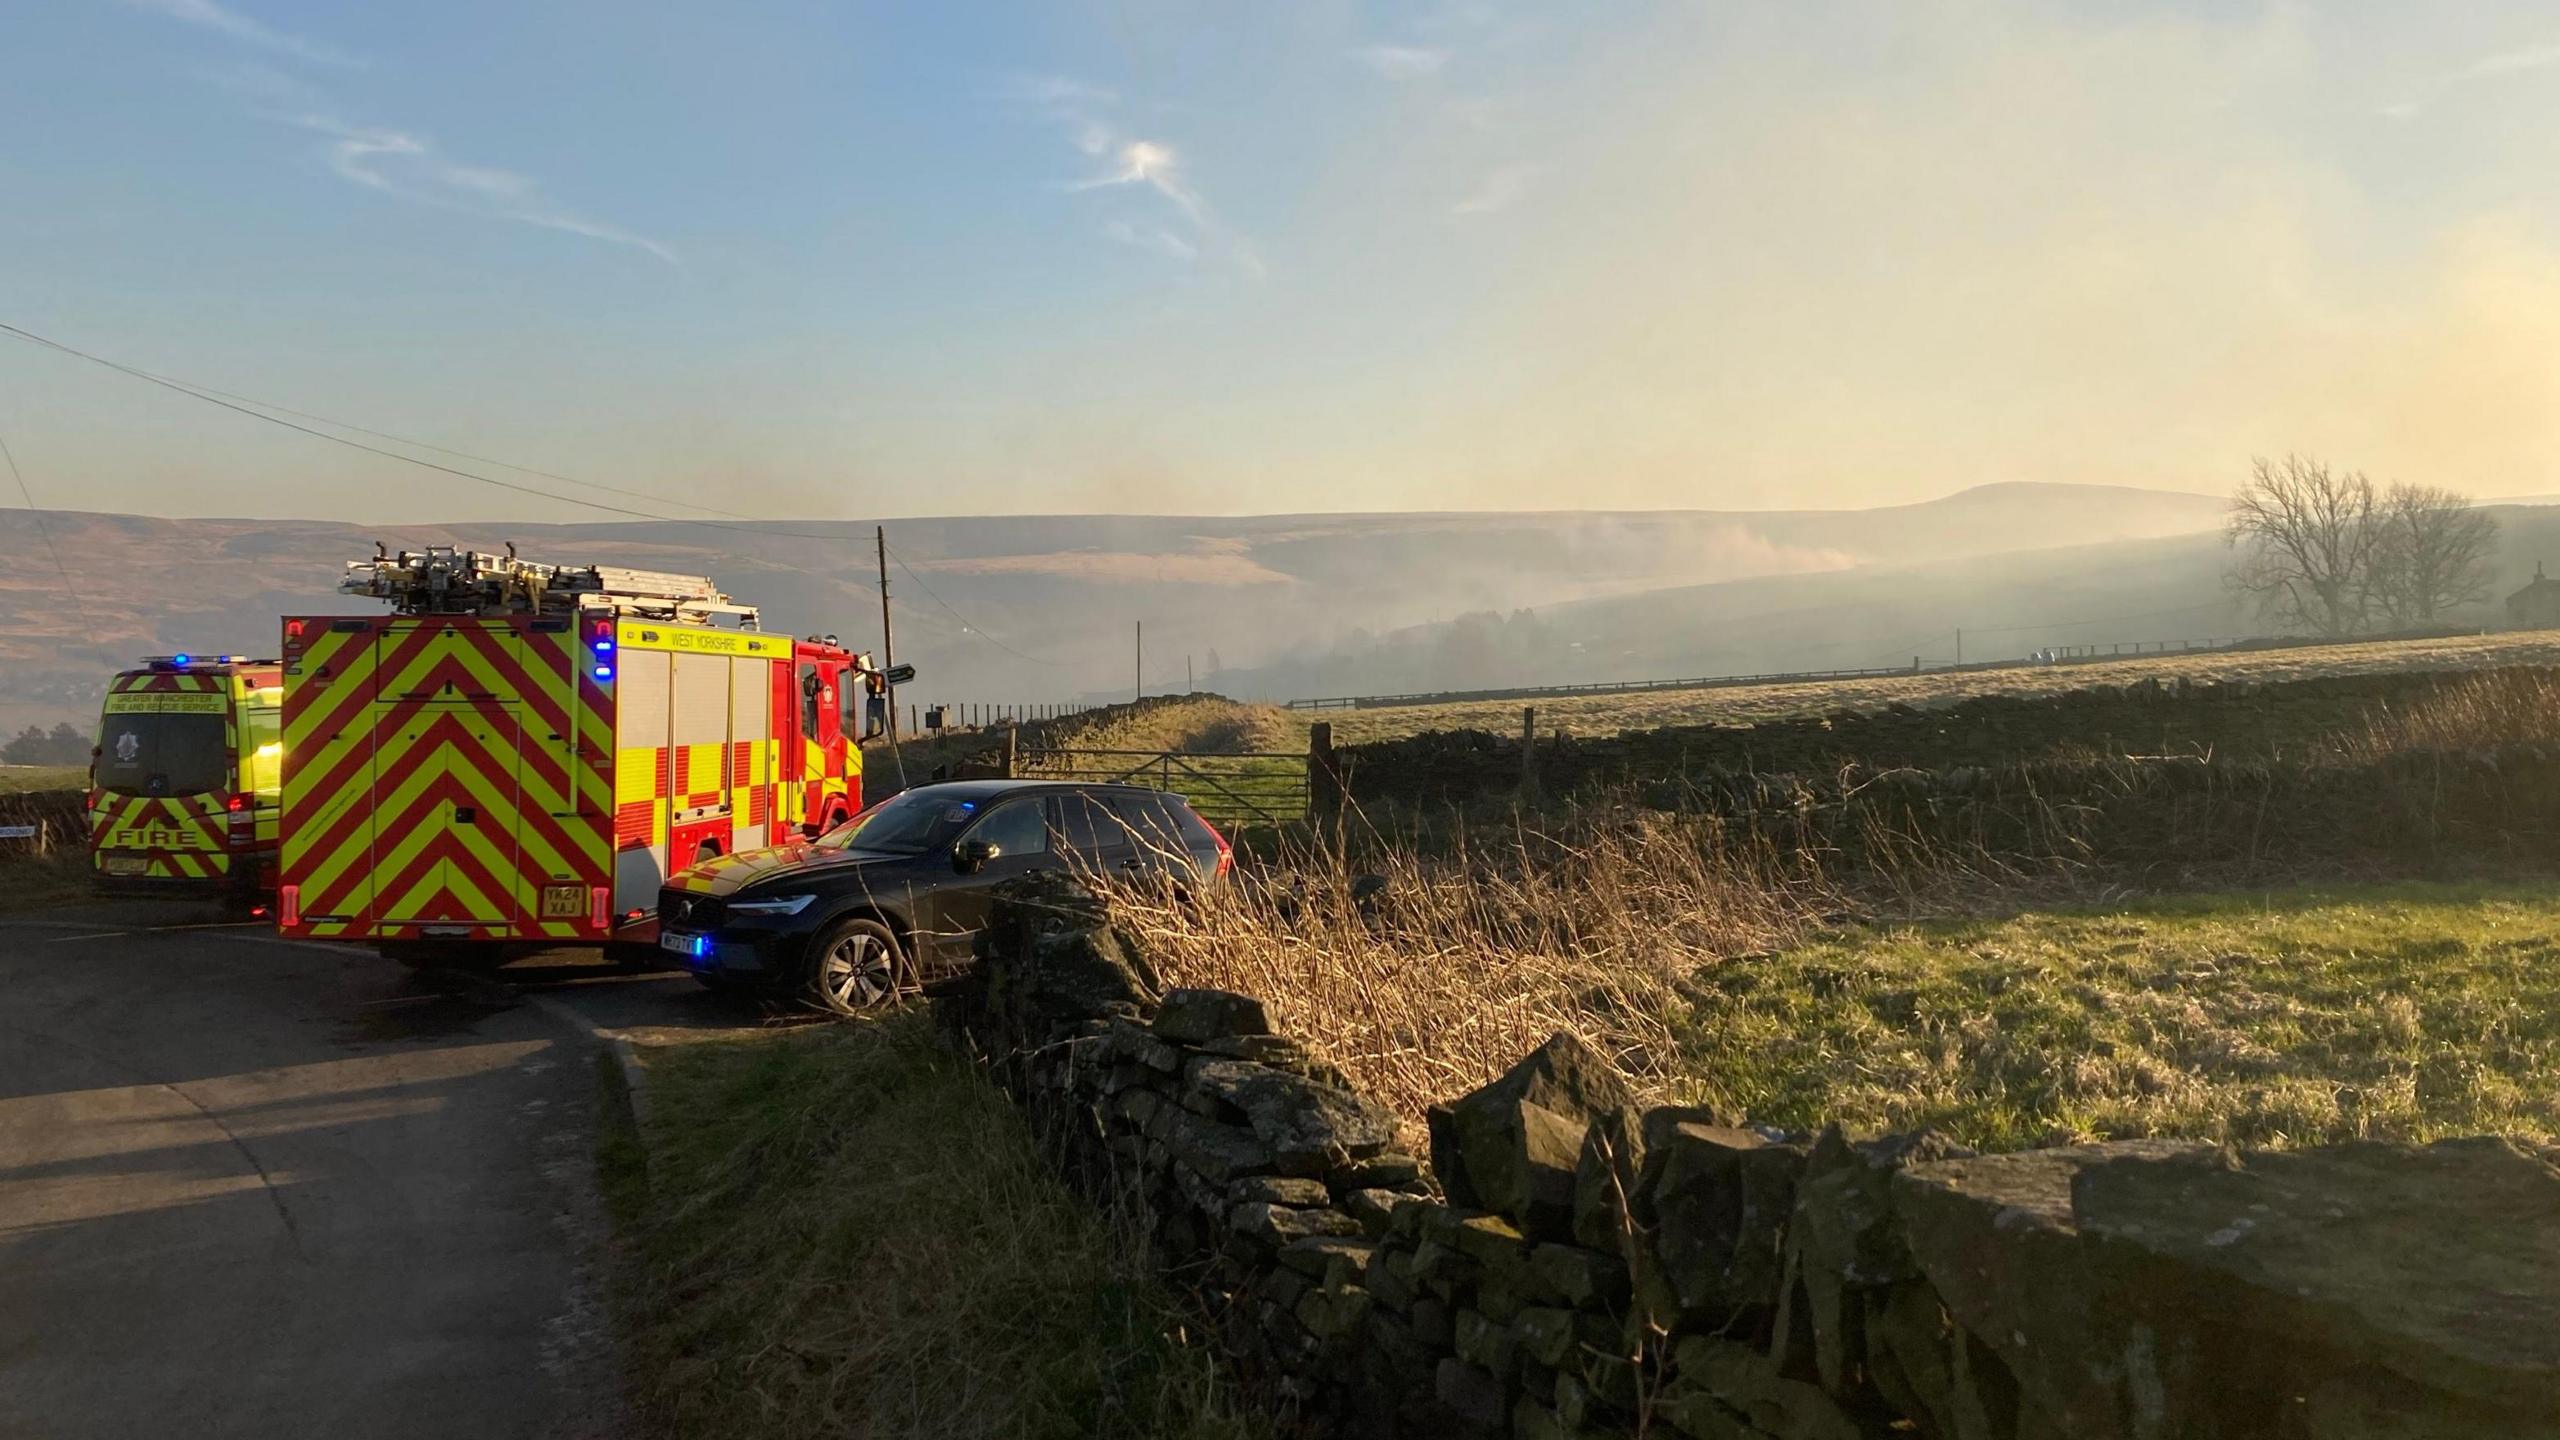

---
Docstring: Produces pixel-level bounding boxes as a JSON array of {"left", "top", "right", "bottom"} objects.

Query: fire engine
[
  {"left": 87, "top": 654, "right": 283, "bottom": 901},
  {"left": 277, "top": 547, "right": 905, "bottom": 966}
]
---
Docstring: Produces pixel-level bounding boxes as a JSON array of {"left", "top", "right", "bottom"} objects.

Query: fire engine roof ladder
[{"left": 337, "top": 544, "right": 762, "bottom": 628}]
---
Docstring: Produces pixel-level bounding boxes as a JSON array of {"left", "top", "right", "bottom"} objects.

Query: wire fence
[{"left": 1281, "top": 629, "right": 2483, "bottom": 712}]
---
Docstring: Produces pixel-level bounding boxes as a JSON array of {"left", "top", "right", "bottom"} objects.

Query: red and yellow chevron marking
[
  {"left": 281, "top": 618, "right": 610, "bottom": 942},
  {"left": 88, "top": 663, "right": 281, "bottom": 891}
]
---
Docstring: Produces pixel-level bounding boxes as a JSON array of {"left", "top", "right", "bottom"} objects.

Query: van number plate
[{"left": 539, "top": 885, "right": 586, "bottom": 919}]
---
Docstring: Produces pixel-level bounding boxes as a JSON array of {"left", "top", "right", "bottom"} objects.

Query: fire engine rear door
[{"left": 368, "top": 623, "right": 526, "bottom": 927}]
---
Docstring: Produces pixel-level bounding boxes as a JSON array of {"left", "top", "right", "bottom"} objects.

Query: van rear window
[{"left": 95, "top": 713, "right": 228, "bottom": 796}]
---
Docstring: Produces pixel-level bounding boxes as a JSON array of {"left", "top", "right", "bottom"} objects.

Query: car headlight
[{"left": 727, "top": 893, "right": 817, "bottom": 916}]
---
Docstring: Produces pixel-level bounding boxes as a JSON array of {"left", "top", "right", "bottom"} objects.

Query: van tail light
[
  {"left": 278, "top": 885, "right": 300, "bottom": 928},
  {"left": 590, "top": 886, "right": 609, "bottom": 931},
  {"left": 225, "top": 793, "right": 246, "bottom": 813},
  {"left": 1204, "top": 819, "right": 1233, "bottom": 878}
]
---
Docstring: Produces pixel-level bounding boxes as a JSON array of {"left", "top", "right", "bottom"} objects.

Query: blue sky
[{"left": 9, "top": 1, "right": 2560, "bottom": 523}]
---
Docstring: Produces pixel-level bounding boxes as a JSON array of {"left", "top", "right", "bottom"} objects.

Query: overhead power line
[
  {"left": 0, "top": 425, "right": 92, "bottom": 634},
  {"left": 0, "top": 318, "right": 1094, "bottom": 668},
  {"left": 885, "top": 544, "right": 1074, "bottom": 669}
]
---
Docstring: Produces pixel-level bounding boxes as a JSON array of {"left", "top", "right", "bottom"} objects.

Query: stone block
[
  {"left": 1638, "top": 1121, "right": 1806, "bottom": 1325},
  {"left": 1366, "top": 1245, "right": 1419, "bottom": 1311},
  {"left": 1573, "top": 1104, "right": 1645, "bottom": 1254},
  {"left": 1670, "top": 1336, "right": 1865, "bottom": 1440},
  {"left": 1773, "top": 1124, "right": 1974, "bottom": 1396},
  {"left": 1153, "top": 986, "right": 1270, "bottom": 1044},
  {"left": 1343, "top": 1187, "right": 1406, "bottom": 1236},
  {"left": 1279, "top": 1234, "right": 1377, "bottom": 1278},
  {"left": 1412, "top": 1295, "right": 1454, "bottom": 1348},
  {"left": 1434, "top": 1358, "right": 1507, "bottom": 1429},
  {"left": 1189, "top": 1058, "right": 1399, "bottom": 1175},
  {"left": 1554, "top": 1370, "right": 1597, "bottom": 1430},
  {"left": 1231, "top": 1201, "right": 1362, "bottom": 1247},
  {"left": 1162, "top": 1114, "right": 1273, "bottom": 1187},
  {"left": 1898, "top": 1137, "right": 2560, "bottom": 1439},
  {"left": 1513, "top": 1306, "right": 1621, "bottom": 1370},
  {"left": 1529, "top": 1243, "right": 1632, "bottom": 1311},
  {"left": 1297, "top": 1283, "right": 1375, "bottom": 1344},
  {"left": 1511, "top": 1396, "right": 1576, "bottom": 1440},
  {"left": 1388, "top": 1196, "right": 1437, "bottom": 1241},
  {"left": 1454, "top": 1308, "right": 1519, "bottom": 1378},
  {"left": 1335, "top": 1151, "right": 1427, "bottom": 1192},
  {"left": 1102, "top": 1016, "right": 1183, "bottom": 1072},
  {"left": 1231, "top": 1174, "right": 1333, "bottom": 1207},
  {"left": 1439, "top": 1034, "right": 1635, "bottom": 1241},
  {"left": 1195, "top": 1032, "right": 1304, "bottom": 1064}
]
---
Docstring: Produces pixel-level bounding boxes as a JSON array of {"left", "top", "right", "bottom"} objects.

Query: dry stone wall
[
  {"left": 938, "top": 876, "right": 2560, "bottom": 1439},
  {"left": 1341, "top": 667, "right": 2539, "bottom": 811}
]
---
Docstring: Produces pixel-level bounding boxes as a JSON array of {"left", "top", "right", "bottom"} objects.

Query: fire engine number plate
[
  {"left": 101, "top": 855, "right": 148, "bottom": 877},
  {"left": 539, "top": 885, "right": 587, "bottom": 919}
]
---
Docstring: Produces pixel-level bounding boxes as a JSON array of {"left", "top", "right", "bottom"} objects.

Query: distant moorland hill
[{"left": 0, "top": 482, "right": 2230, "bottom": 726}]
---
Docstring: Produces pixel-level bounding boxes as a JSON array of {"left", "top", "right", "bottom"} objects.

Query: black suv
[{"left": 656, "top": 779, "right": 1231, "bottom": 1013}]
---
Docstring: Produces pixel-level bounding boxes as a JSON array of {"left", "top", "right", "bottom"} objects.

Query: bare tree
[
  {"left": 2370, "top": 483, "right": 2499, "bottom": 627},
  {"left": 2226, "top": 454, "right": 2381, "bottom": 636}
]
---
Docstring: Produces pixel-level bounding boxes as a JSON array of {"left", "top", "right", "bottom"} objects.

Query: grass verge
[
  {"left": 605, "top": 1011, "right": 1259, "bottom": 1440},
  {"left": 0, "top": 766, "right": 85, "bottom": 794},
  {"left": 1676, "top": 880, "right": 2560, "bottom": 1152},
  {"left": 0, "top": 851, "right": 97, "bottom": 913}
]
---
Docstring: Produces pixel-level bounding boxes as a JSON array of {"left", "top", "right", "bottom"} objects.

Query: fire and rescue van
[
  {"left": 277, "top": 547, "right": 900, "bottom": 965},
  {"left": 87, "top": 655, "right": 284, "bottom": 900}
]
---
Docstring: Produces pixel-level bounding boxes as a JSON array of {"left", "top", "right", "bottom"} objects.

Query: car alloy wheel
[{"left": 810, "top": 917, "right": 905, "bottom": 1014}]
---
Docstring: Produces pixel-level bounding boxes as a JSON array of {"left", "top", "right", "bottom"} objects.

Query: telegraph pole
[
  {"left": 876, "top": 527, "right": 907, "bottom": 787},
  {"left": 1134, "top": 620, "right": 1144, "bottom": 702}
]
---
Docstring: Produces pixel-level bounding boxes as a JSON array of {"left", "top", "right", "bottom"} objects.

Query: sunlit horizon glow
[{"left": 7, "top": 1, "right": 2560, "bottom": 524}]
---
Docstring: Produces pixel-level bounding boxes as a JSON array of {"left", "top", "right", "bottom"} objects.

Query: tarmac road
[{"left": 0, "top": 898, "right": 749, "bottom": 1440}]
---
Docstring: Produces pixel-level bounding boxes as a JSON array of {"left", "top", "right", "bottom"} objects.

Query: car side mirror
[{"left": 953, "top": 838, "right": 1000, "bottom": 874}]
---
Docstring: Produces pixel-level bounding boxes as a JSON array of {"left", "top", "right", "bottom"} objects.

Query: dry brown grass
[
  {"left": 1105, "top": 811, "right": 1834, "bottom": 1123},
  {"left": 1103, "top": 816, "right": 2560, "bottom": 1154},
  {"left": 2346, "top": 667, "right": 2560, "bottom": 760},
  {"left": 1320, "top": 631, "right": 2560, "bottom": 743}
]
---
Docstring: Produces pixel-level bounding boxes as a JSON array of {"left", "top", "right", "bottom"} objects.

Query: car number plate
[
  {"left": 102, "top": 855, "right": 149, "bottom": 877},
  {"left": 659, "top": 929, "right": 703, "bottom": 957}
]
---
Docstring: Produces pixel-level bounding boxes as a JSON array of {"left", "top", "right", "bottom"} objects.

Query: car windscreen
[
  {"left": 819, "top": 788, "right": 980, "bottom": 855},
  {"left": 94, "top": 712, "right": 229, "bottom": 796}
]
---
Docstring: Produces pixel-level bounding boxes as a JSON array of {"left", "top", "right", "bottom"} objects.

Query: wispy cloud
[
  {"left": 129, "top": 1, "right": 671, "bottom": 262},
  {"left": 1350, "top": 45, "right": 1448, "bottom": 80},
  {"left": 117, "top": 0, "right": 360, "bottom": 67},
  {"left": 2464, "top": 41, "right": 2560, "bottom": 77},
  {"left": 2382, "top": 38, "right": 2560, "bottom": 117},
  {"left": 987, "top": 74, "right": 1120, "bottom": 107},
  {"left": 1104, "top": 219, "right": 1198, "bottom": 262},
  {"left": 1453, "top": 163, "right": 1538, "bottom": 216},
  {"left": 999, "top": 73, "right": 1259, "bottom": 277},
  {"left": 1069, "top": 139, "right": 1207, "bottom": 228},
  {"left": 289, "top": 114, "right": 678, "bottom": 264}
]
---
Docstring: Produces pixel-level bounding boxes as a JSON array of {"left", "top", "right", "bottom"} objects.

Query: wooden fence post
[
  {"left": 1518, "top": 705, "right": 1539, "bottom": 801},
  {"left": 1308, "top": 721, "right": 1341, "bottom": 818}
]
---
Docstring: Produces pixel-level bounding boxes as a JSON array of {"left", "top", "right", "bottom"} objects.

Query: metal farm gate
[{"left": 1016, "top": 746, "right": 1311, "bottom": 827}]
